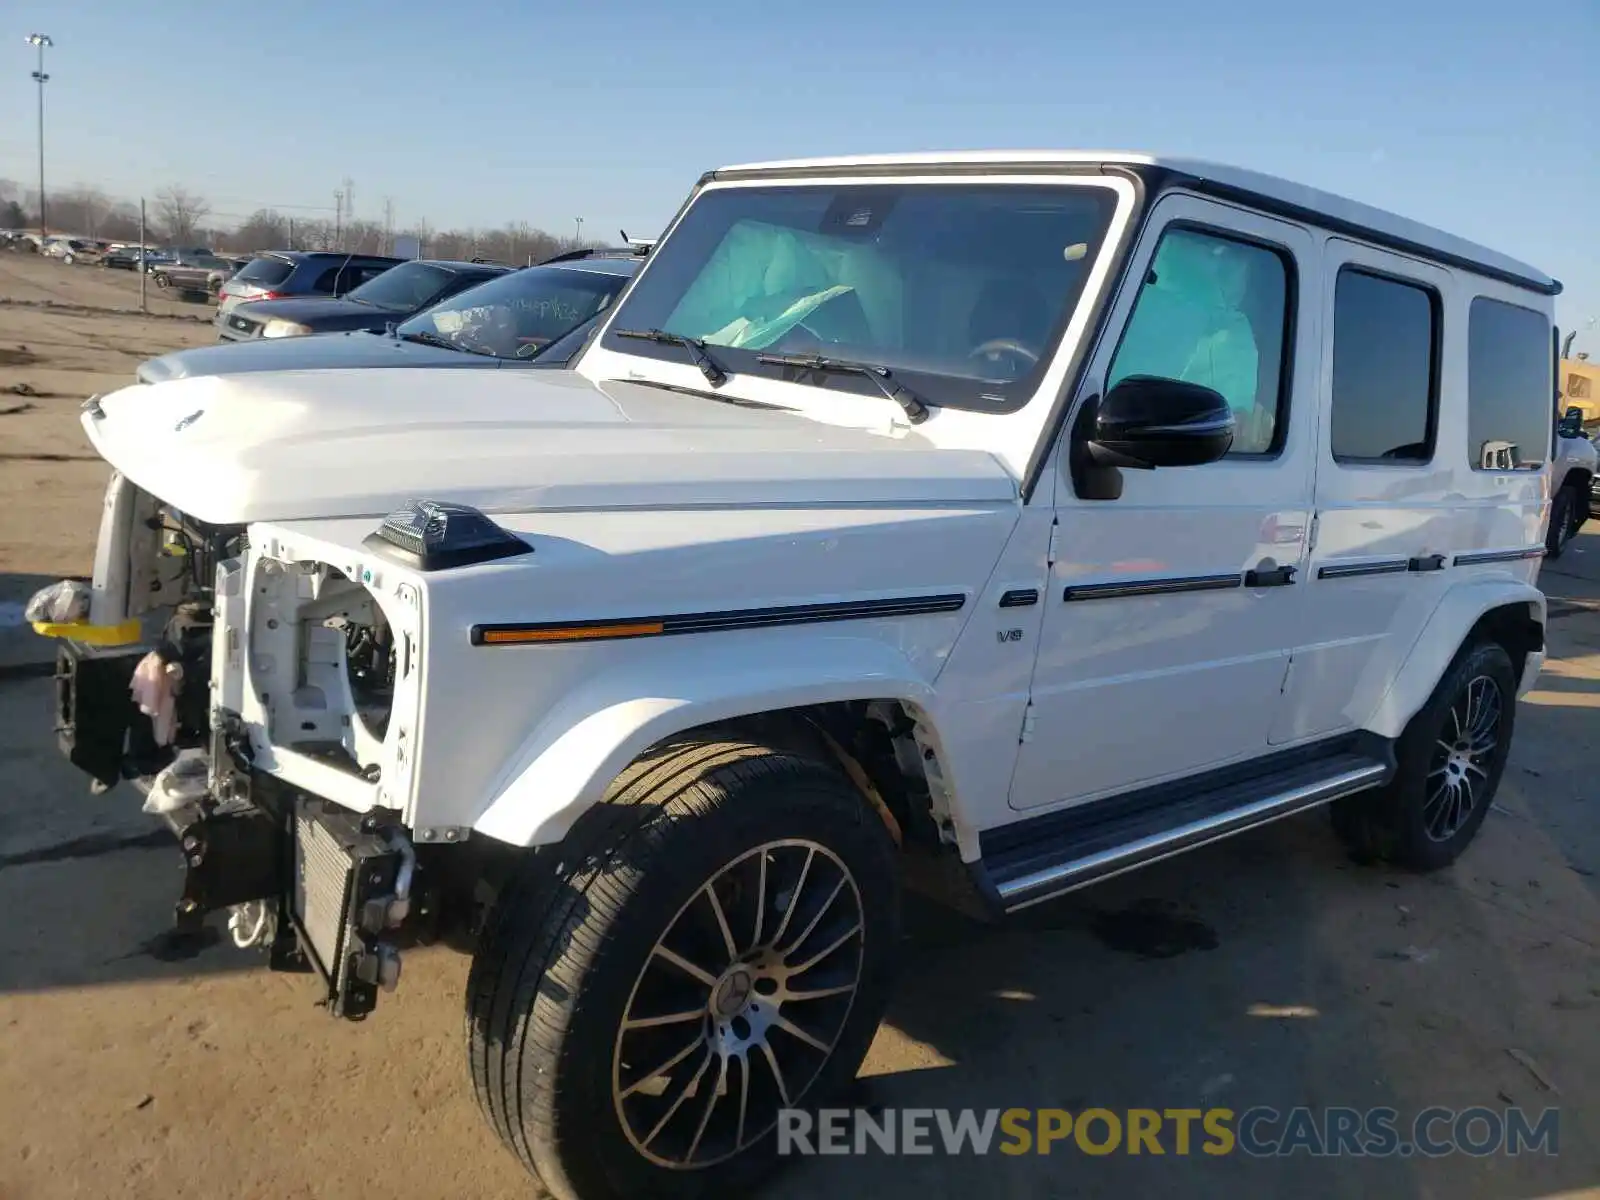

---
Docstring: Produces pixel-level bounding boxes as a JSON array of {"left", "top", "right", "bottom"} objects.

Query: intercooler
[{"left": 291, "top": 799, "right": 409, "bottom": 1019}]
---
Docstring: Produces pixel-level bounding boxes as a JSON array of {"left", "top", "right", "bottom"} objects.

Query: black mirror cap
[{"left": 1089, "top": 375, "right": 1235, "bottom": 468}]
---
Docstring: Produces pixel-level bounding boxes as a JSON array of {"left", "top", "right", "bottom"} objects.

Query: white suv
[{"left": 34, "top": 152, "right": 1558, "bottom": 1200}]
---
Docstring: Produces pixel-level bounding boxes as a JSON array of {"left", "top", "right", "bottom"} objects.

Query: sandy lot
[{"left": 1, "top": 251, "right": 1597, "bottom": 1200}]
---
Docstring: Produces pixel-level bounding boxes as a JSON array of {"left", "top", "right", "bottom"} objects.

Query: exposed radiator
[
  {"left": 290, "top": 799, "right": 407, "bottom": 1019},
  {"left": 294, "top": 811, "right": 356, "bottom": 975}
]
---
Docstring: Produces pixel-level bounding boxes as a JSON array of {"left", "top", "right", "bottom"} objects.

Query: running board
[{"left": 976, "top": 737, "right": 1394, "bottom": 913}]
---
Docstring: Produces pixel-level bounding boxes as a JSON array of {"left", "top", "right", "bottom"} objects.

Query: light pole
[
  {"left": 574, "top": 216, "right": 583, "bottom": 245},
  {"left": 26, "top": 34, "right": 52, "bottom": 237}
]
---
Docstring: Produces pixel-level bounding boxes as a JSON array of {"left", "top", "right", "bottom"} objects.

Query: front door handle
[
  {"left": 1408, "top": 554, "right": 1447, "bottom": 573},
  {"left": 1245, "top": 563, "right": 1297, "bottom": 588}
]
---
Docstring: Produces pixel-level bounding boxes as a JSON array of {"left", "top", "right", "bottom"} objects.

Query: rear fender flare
[
  {"left": 1365, "top": 578, "right": 1545, "bottom": 739},
  {"left": 471, "top": 636, "right": 943, "bottom": 848}
]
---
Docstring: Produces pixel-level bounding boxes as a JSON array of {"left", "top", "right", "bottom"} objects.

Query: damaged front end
[{"left": 33, "top": 472, "right": 432, "bottom": 1020}]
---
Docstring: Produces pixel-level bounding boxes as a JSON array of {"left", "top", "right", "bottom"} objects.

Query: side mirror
[
  {"left": 1088, "top": 376, "right": 1235, "bottom": 469},
  {"left": 1557, "top": 406, "right": 1583, "bottom": 439}
]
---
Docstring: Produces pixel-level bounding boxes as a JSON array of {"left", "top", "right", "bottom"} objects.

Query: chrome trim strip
[{"left": 995, "top": 762, "right": 1388, "bottom": 911}]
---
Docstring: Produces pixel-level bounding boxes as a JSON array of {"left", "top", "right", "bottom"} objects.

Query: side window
[
  {"left": 1565, "top": 373, "right": 1591, "bottom": 401},
  {"left": 312, "top": 265, "right": 342, "bottom": 293},
  {"left": 1107, "top": 227, "right": 1292, "bottom": 455},
  {"left": 1330, "top": 269, "right": 1438, "bottom": 463},
  {"left": 1468, "top": 297, "right": 1551, "bottom": 470}
]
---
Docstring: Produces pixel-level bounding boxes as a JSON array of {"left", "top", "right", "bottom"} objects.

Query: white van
[{"left": 35, "top": 152, "right": 1560, "bottom": 1199}]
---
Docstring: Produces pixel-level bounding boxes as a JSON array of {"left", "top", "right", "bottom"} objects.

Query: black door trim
[
  {"left": 1315, "top": 559, "right": 1411, "bottom": 580},
  {"left": 1062, "top": 572, "right": 1242, "bottom": 602},
  {"left": 1453, "top": 547, "right": 1545, "bottom": 566},
  {"left": 998, "top": 588, "right": 1040, "bottom": 608},
  {"left": 472, "top": 592, "right": 967, "bottom": 646}
]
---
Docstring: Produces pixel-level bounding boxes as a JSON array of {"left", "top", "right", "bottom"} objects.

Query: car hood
[
  {"left": 83, "top": 369, "right": 1016, "bottom": 525},
  {"left": 231, "top": 296, "right": 401, "bottom": 328},
  {"left": 138, "top": 332, "right": 501, "bottom": 383}
]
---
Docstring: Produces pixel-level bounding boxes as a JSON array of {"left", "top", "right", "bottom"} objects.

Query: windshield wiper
[
  {"left": 613, "top": 328, "right": 728, "bottom": 387},
  {"left": 396, "top": 329, "right": 496, "bottom": 357},
  {"left": 756, "top": 353, "right": 929, "bottom": 424}
]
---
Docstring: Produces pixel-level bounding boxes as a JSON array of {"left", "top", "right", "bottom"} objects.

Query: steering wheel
[{"left": 967, "top": 338, "right": 1040, "bottom": 367}]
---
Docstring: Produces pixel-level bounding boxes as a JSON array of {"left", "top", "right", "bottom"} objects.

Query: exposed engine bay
[{"left": 41, "top": 475, "right": 451, "bottom": 1020}]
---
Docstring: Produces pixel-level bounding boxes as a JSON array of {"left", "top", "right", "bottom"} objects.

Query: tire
[
  {"left": 1545, "top": 486, "right": 1579, "bottom": 559},
  {"left": 62, "top": 253, "right": 74, "bottom": 265},
  {"left": 466, "top": 738, "right": 900, "bottom": 1200},
  {"left": 1331, "top": 638, "right": 1516, "bottom": 870},
  {"left": 154, "top": 272, "right": 171, "bottom": 289}
]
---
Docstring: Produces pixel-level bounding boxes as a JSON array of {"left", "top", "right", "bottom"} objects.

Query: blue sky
[{"left": 4, "top": 0, "right": 1597, "bottom": 349}]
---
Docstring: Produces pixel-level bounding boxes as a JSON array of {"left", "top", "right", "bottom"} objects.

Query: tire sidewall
[
  {"left": 1390, "top": 640, "right": 1517, "bottom": 868},
  {"left": 540, "top": 772, "right": 899, "bottom": 1200},
  {"left": 1546, "top": 488, "right": 1573, "bottom": 558}
]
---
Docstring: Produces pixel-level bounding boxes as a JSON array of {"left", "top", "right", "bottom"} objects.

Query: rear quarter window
[{"left": 1467, "top": 297, "right": 1551, "bottom": 470}]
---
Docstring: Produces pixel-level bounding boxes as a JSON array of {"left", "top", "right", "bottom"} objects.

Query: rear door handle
[
  {"left": 1245, "top": 564, "right": 1296, "bottom": 588},
  {"left": 1408, "top": 554, "right": 1447, "bottom": 573}
]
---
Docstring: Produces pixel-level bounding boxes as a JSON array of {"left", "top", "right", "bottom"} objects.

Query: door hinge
[
  {"left": 1279, "top": 654, "right": 1295, "bottom": 695},
  {"left": 1047, "top": 519, "right": 1060, "bottom": 568},
  {"left": 1307, "top": 511, "right": 1320, "bottom": 554},
  {"left": 1019, "top": 701, "right": 1037, "bottom": 743}
]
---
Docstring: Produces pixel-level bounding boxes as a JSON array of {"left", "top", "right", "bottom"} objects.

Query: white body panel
[
  {"left": 68, "top": 151, "right": 1558, "bottom": 872},
  {"left": 82, "top": 371, "right": 1016, "bottom": 526},
  {"left": 1010, "top": 195, "right": 1318, "bottom": 810}
]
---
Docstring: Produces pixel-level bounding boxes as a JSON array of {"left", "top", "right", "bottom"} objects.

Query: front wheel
[
  {"left": 154, "top": 272, "right": 171, "bottom": 289},
  {"left": 1331, "top": 639, "right": 1516, "bottom": 870},
  {"left": 466, "top": 739, "right": 900, "bottom": 1200}
]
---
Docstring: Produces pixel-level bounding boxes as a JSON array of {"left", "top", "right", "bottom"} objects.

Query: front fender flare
[
  {"left": 472, "top": 635, "right": 940, "bottom": 848},
  {"left": 1365, "top": 577, "right": 1545, "bottom": 739}
]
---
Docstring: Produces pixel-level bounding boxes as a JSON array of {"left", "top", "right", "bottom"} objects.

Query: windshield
[
  {"left": 395, "top": 264, "right": 630, "bottom": 360},
  {"left": 600, "top": 182, "right": 1116, "bottom": 411},
  {"left": 346, "top": 261, "right": 456, "bottom": 310}
]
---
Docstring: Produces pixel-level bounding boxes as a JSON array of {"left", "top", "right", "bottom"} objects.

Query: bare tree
[
  {"left": 230, "top": 208, "right": 290, "bottom": 252},
  {"left": 155, "top": 185, "right": 212, "bottom": 244}
]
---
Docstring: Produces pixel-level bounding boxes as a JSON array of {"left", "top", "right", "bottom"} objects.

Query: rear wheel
[
  {"left": 1332, "top": 639, "right": 1516, "bottom": 870},
  {"left": 465, "top": 739, "right": 900, "bottom": 1200},
  {"left": 154, "top": 271, "right": 171, "bottom": 289},
  {"left": 1546, "top": 485, "right": 1583, "bottom": 559}
]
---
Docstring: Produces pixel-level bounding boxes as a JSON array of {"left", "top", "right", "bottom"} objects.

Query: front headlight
[{"left": 261, "top": 319, "right": 313, "bottom": 339}]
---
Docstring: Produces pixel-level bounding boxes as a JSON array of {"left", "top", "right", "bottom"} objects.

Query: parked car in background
[
  {"left": 43, "top": 236, "right": 100, "bottom": 264},
  {"left": 216, "top": 250, "right": 405, "bottom": 314},
  {"left": 151, "top": 250, "right": 233, "bottom": 294},
  {"left": 382, "top": 250, "right": 640, "bottom": 359},
  {"left": 103, "top": 244, "right": 157, "bottom": 270},
  {"left": 216, "top": 258, "right": 507, "bottom": 341},
  {"left": 203, "top": 256, "right": 252, "bottom": 295},
  {"left": 148, "top": 253, "right": 639, "bottom": 374}
]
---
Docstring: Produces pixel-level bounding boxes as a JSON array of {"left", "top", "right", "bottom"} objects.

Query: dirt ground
[{"left": 1, "top": 250, "right": 1598, "bottom": 1199}]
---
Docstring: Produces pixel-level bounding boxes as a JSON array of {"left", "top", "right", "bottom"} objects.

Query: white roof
[{"left": 710, "top": 150, "right": 1556, "bottom": 293}]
